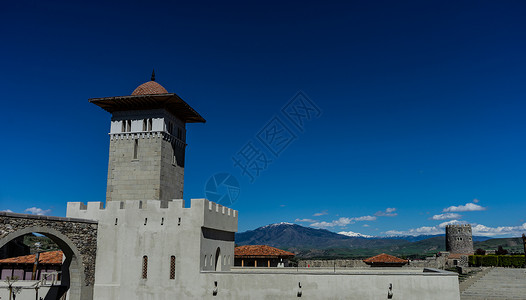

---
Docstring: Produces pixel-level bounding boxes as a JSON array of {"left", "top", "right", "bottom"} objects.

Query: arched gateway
[{"left": 0, "top": 211, "right": 97, "bottom": 300}]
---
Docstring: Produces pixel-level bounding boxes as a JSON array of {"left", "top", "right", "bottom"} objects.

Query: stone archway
[{"left": 0, "top": 212, "right": 98, "bottom": 300}]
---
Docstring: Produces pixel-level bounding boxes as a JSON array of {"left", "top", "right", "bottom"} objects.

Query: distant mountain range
[{"left": 235, "top": 223, "right": 508, "bottom": 259}]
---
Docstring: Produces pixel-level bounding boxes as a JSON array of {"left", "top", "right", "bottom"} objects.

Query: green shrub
[
  {"left": 468, "top": 255, "right": 525, "bottom": 267},
  {"left": 482, "top": 255, "right": 498, "bottom": 266}
]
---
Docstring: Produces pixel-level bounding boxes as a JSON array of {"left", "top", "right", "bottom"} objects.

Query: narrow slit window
[
  {"left": 127, "top": 120, "right": 132, "bottom": 132},
  {"left": 170, "top": 256, "right": 176, "bottom": 279},
  {"left": 122, "top": 120, "right": 126, "bottom": 132},
  {"left": 142, "top": 256, "right": 148, "bottom": 279},
  {"left": 143, "top": 119, "right": 147, "bottom": 131},
  {"left": 172, "top": 142, "right": 177, "bottom": 165},
  {"left": 115, "top": 218, "right": 118, "bottom": 225},
  {"left": 148, "top": 118, "right": 152, "bottom": 131},
  {"left": 161, "top": 217, "right": 164, "bottom": 225},
  {"left": 144, "top": 218, "right": 147, "bottom": 225},
  {"left": 133, "top": 139, "right": 139, "bottom": 159}
]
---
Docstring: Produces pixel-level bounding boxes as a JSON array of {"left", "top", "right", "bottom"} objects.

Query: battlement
[
  {"left": 66, "top": 199, "right": 238, "bottom": 232},
  {"left": 68, "top": 199, "right": 235, "bottom": 216},
  {"left": 445, "top": 224, "right": 471, "bottom": 228}
]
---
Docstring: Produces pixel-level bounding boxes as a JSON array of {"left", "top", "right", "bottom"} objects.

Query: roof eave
[{"left": 89, "top": 93, "right": 206, "bottom": 123}]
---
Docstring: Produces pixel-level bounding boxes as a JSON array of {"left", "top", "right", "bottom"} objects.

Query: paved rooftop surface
[{"left": 461, "top": 268, "right": 526, "bottom": 300}]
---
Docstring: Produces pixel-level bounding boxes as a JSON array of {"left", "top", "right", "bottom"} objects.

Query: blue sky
[{"left": 1, "top": 0, "right": 525, "bottom": 237}]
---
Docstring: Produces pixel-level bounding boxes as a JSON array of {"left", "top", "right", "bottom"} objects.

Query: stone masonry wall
[
  {"left": 107, "top": 134, "right": 163, "bottom": 202},
  {"left": 299, "top": 257, "right": 447, "bottom": 269},
  {"left": 0, "top": 212, "right": 98, "bottom": 286},
  {"left": 446, "top": 224, "right": 474, "bottom": 254}
]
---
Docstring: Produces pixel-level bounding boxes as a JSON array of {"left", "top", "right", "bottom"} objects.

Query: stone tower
[
  {"left": 89, "top": 72, "right": 205, "bottom": 202},
  {"left": 445, "top": 224, "right": 474, "bottom": 254}
]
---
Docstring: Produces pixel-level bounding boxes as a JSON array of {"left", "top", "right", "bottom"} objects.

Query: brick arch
[{"left": 0, "top": 212, "right": 98, "bottom": 300}]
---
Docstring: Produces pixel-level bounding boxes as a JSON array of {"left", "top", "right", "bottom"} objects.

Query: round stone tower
[{"left": 445, "top": 224, "right": 474, "bottom": 254}]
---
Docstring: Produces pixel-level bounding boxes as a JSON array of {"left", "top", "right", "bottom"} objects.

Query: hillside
[
  {"left": 235, "top": 223, "right": 409, "bottom": 250},
  {"left": 473, "top": 237, "right": 524, "bottom": 253},
  {"left": 236, "top": 223, "right": 521, "bottom": 259}
]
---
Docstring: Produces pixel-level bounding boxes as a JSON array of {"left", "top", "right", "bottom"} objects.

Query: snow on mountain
[
  {"left": 337, "top": 231, "right": 373, "bottom": 238},
  {"left": 262, "top": 222, "right": 294, "bottom": 228}
]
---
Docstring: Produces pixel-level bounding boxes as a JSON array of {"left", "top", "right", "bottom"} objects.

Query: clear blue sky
[{"left": 1, "top": 0, "right": 525, "bottom": 237}]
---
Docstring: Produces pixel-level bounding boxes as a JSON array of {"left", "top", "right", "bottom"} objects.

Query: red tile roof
[
  {"left": 132, "top": 81, "right": 169, "bottom": 95},
  {"left": 363, "top": 253, "right": 408, "bottom": 264},
  {"left": 235, "top": 245, "right": 295, "bottom": 258},
  {"left": 0, "top": 251, "right": 63, "bottom": 265}
]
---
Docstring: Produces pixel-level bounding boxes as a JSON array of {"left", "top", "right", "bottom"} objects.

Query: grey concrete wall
[{"left": 198, "top": 269, "right": 460, "bottom": 300}]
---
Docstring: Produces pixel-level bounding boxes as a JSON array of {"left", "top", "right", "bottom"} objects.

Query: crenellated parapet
[{"left": 66, "top": 199, "right": 237, "bottom": 232}]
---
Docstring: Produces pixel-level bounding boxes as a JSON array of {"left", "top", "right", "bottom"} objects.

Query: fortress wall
[
  {"left": 65, "top": 199, "right": 238, "bottom": 299},
  {"left": 191, "top": 269, "right": 461, "bottom": 300}
]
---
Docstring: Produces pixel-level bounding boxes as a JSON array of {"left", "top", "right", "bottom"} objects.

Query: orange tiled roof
[
  {"left": 363, "top": 253, "right": 408, "bottom": 264},
  {"left": 235, "top": 245, "right": 295, "bottom": 258},
  {"left": 132, "top": 81, "right": 169, "bottom": 95},
  {"left": 0, "top": 251, "right": 63, "bottom": 265}
]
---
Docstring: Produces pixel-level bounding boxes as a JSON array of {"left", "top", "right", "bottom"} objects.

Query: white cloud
[
  {"left": 280, "top": 204, "right": 286, "bottom": 207},
  {"left": 443, "top": 202, "right": 486, "bottom": 212},
  {"left": 384, "top": 221, "right": 526, "bottom": 238},
  {"left": 338, "top": 231, "right": 373, "bottom": 238},
  {"left": 472, "top": 223, "right": 526, "bottom": 237},
  {"left": 375, "top": 208, "right": 398, "bottom": 217},
  {"left": 362, "top": 224, "right": 370, "bottom": 227},
  {"left": 25, "top": 207, "right": 51, "bottom": 216},
  {"left": 310, "top": 216, "right": 376, "bottom": 229},
  {"left": 354, "top": 215, "right": 377, "bottom": 221},
  {"left": 295, "top": 218, "right": 316, "bottom": 223},
  {"left": 431, "top": 213, "right": 462, "bottom": 220},
  {"left": 472, "top": 198, "right": 479, "bottom": 203},
  {"left": 385, "top": 220, "right": 467, "bottom": 236},
  {"left": 313, "top": 210, "right": 328, "bottom": 217},
  {"left": 385, "top": 226, "right": 443, "bottom": 236},
  {"left": 438, "top": 220, "right": 467, "bottom": 227},
  {"left": 1, "top": 209, "right": 13, "bottom": 213},
  {"left": 310, "top": 218, "right": 352, "bottom": 229}
]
